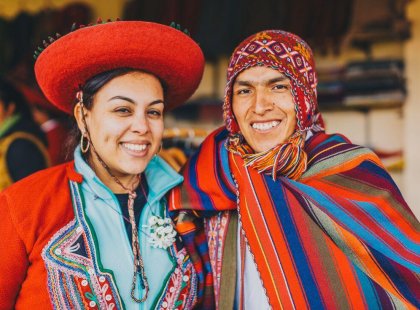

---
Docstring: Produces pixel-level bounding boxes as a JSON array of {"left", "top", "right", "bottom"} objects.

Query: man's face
[{"left": 231, "top": 66, "right": 297, "bottom": 152}]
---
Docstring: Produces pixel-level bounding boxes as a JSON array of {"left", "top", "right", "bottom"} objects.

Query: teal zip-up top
[{"left": 74, "top": 146, "right": 183, "bottom": 309}]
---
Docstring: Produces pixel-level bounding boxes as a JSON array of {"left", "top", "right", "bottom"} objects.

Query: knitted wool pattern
[{"left": 223, "top": 29, "right": 324, "bottom": 134}]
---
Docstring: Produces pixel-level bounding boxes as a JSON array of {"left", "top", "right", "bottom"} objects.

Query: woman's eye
[
  {"left": 114, "top": 107, "right": 131, "bottom": 114},
  {"left": 148, "top": 110, "right": 162, "bottom": 117}
]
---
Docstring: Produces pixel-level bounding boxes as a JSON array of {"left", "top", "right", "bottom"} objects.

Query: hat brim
[{"left": 35, "top": 21, "right": 204, "bottom": 114}]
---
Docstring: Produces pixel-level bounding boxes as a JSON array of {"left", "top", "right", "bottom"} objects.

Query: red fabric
[
  {"left": 44, "top": 121, "right": 68, "bottom": 165},
  {"left": 34, "top": 21, "right": 204, "bottom": 114},
  {"left": 0, "top": 163, "right": 80, "bottom": 309}
]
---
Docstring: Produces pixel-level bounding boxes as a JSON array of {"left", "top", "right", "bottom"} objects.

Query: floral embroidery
[{"left": 157, "top": 248, "right": 198, "bottom": 309}]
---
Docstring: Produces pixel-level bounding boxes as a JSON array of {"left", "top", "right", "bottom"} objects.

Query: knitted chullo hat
[
  {"left": 34, "top": 20, "right": 205, "bottom": 114},
  {"left": 223, "top": 30, "right": 324, "bottom": 135}
]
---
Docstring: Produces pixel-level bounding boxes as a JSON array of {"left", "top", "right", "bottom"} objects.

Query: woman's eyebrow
[
  {"left": 149, "top": 99, "right": 165, "bottom": 106},
  {"left": 108, "top": 95, "right": 136, "bottom": 103},
  {"left": 108, "top": 97, "right": 164, "bottom": 105}
]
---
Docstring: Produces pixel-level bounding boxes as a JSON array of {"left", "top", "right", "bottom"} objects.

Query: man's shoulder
[
  {"left": 306, "top": 131, "right": 374, "bottom": 155},
  {"left": 303, "top": 132, "right": 379, "bottom": 179}
]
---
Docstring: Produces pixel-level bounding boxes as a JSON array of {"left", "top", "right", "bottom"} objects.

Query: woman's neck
[{"left": 85, "top": 153, "right": 140, "bottom": 193}]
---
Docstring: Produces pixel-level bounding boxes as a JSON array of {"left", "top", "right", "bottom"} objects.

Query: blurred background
[{"left": 0, "top": 0, "right": 419, "bottom": 218}]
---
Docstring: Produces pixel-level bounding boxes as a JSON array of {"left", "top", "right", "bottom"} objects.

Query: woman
[
  {"left": 0, "top": 20, "right": 204, "bottom": 309},
  {"left": 0, "top": 77, "right": 49, "bottom": 190},
  {"left": 170, "top": 30, "right": 420, "bottom": 309}
]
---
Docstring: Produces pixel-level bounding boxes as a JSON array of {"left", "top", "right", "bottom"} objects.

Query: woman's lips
[{"left": 120, "top": 142, "right": 150, "bottom": 156}]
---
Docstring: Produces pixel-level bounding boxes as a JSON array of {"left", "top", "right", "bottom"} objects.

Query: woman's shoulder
[
  {"left": 1, "top": 162, "right": 78, "bottom": 202},
  {"left": 0, "top": 162, "right": 77, "bottom": 257}
]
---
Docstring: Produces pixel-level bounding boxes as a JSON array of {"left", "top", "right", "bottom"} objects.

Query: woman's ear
[{"left": 74, "top": 102, "right": 87, "bottom": 133}]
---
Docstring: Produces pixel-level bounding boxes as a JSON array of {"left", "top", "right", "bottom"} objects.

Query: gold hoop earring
[
  {"left": 80, "top": 133, "right": 90, "bottom": 153},
  {"left": 156, "top": 143, "right": 162, "bottom": 155}
]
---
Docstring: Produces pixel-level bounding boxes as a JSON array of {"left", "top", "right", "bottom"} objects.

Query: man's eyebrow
[
  {"left": 266, "top": 76, "right": 289, "bottom": 85},
  {"left": 234, "top": 74, "right": 289, "bottom": 87},
  {"left": 234, "top": 80, "right": 253, "bottom": 87}
]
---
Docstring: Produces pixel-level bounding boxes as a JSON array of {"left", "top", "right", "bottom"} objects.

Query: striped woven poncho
[{"left": 169, "top": 127, "right": 420, "bottom": 309}]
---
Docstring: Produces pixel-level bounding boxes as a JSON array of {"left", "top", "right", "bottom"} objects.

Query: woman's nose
[{"left": 131, "top": 114, "right": 149, "bottom": 134}]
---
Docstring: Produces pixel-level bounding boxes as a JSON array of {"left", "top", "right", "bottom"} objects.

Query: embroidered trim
[
  {"left": 42, "top": 180, "right": 198, "bottom": 309},
  {"left": 41, "top": 181, "right": 123, "bottom": 309},
  {"left": 156, "top": 247, "right": 198, "bottom": 309},
  {"left": 205, "top": 211, "right": 230, "bottom": 307}
]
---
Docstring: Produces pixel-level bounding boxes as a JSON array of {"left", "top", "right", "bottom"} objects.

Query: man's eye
[
  {"left": 273, "top": 84, "right": 288, "bottom": 91},
  {"left": 236, "top": 89, "right": 251, "bottom": 95}
]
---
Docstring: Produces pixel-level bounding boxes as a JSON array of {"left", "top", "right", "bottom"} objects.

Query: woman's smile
[{"left": 120, "top": 141, "right": 150, "bottom": 156}]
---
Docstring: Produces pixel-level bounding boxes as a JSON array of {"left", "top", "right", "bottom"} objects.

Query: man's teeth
[
  {"left": 122, "top": 143, "right": 147, "bottom": 151},
  {"left": 252, "top": 121, "right": 280, "bottom": 130}
]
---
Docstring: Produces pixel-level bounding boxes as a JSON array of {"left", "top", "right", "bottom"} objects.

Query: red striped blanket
[{"left": 169, "top": 127, "right": 420, "bottom": 309}]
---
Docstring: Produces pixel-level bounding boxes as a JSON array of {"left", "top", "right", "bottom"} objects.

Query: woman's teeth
[
  {"left": 122, "top": 143, "right": 147, "bottom": 151},
  {"left": 252, "top": 121, "right": 280, "bottom": 131}
]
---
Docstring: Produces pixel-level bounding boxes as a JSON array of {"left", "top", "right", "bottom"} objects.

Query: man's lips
[{"left": 251, "top": 120, "right": 281, "bottom": 131}]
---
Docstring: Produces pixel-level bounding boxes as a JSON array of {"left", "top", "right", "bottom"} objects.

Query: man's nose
[{"left": 253, "top": 91, "right": 273, "bottom": 115}]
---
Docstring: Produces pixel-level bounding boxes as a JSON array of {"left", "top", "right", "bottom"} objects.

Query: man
[
  {"left": 0, "top": 78, "right": 49, "bottom": 190},
  {"left": 170, "top": 30, "right": 420, "bottom": 309},
  {"left": 17, "top": 83, "right": 69, "bottom": 165}
]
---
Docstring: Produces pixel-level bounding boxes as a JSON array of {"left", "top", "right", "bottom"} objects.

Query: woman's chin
[{"left": 124, "top": 166, "right": 148, "bottom": 176}]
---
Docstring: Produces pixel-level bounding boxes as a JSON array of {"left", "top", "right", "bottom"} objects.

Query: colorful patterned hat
[
  {"left": 34, "top": 20, "right": 205, "bottom": 114},
  {"left": 223, "top": 30, "right": 324, "bottom": 134}
]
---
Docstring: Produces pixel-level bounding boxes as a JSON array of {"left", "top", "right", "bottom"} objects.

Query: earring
[
  {"left": 155, "top": 143, "right": 163, "bottom": 156},
  {"left": 80, "top": 133, "right": 90, "bottom": 153}
]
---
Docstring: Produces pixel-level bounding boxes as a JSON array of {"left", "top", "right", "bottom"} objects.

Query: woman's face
[{"left": 76, "top": 71, "right": 164, "bottom": 180}]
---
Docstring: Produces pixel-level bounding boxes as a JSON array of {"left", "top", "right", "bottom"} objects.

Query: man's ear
[{"left": 74, "top": 102, "right": 87, "bottom": 132}]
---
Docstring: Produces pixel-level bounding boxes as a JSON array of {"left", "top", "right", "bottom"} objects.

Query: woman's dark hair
[
  {"left": 0, "top": 77, "right": 33, "bottom": 120},
  {"left": 66, "top": 68, "right": 166, "bottom": 159}
]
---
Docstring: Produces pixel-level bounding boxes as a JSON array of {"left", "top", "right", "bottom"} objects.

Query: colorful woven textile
[
  {"left": 226, "top": 131, "right": 308, "bottom": 180},
  {"left": 169, "top": 128, "right": 420, "bottom": 309}
]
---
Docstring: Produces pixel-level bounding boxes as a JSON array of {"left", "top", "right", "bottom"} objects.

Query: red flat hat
[{"left": 34, "top": 20, "right": 204, "bottom": 114}]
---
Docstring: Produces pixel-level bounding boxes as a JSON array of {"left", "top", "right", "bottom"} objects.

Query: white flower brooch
[{"left": 145, "top": 215, "right": 177, "bottom": 249}]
